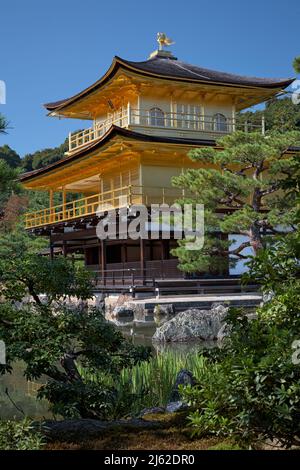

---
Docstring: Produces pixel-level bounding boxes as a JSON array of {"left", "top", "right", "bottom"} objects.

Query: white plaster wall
[{"left": 141, "top": 165, "right": 182, "bottom": 187}]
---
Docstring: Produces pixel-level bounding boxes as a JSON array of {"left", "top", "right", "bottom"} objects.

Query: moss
[
  {"left": 208, "top": 441, "right": 244, "bottom": 450},
  {"left": 46, "top": 418, "right": 221, "bottom": 450},
  {"left": 142, "top": 411, "right": 188, "bottom": 426}
]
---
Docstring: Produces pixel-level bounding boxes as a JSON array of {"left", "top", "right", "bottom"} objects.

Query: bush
[
  {"left": 179, "top": 227, "right": 300, "bottom": 448},
  {"left": 0, "top": 252, "right": 150, "bottom": 420},
  {"left": 0, "top": 419, "right": 44, "bottom": 450}
]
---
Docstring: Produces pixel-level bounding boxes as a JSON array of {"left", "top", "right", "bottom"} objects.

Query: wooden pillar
[
  {"left": 62, "top": 187, "right": 66, "bottom": 220},
  {"left": 149, "top": 240, "right": 154, "bottom": 261},
  {"left": 62, "top": 240, "right": 67, "bottom": 258},
  {"left": 98, "top": 242, "right": 101, "bottom": 270},
  {"left": 50, "top": 235, "right": 54, "bottom": 261},
  {"left": 121, "top": 243, "right": 127, "bottom": 265},
  {"left": 83, "top": 247, "right": 88, "bottom": 267},
  {"left": 140, "top": 238, "right": 145, "bottom": 285},
  {"left": 161, "top": 239, "right": 165, "bottom": 260},
  {"left": 49, "top": 189, "right": 54, "bottom": 223},
  {"left": 101, "top": 239, "right": 106, "bottom": 283},
  {"left": 160, "top": 239, "right": 169, "bottom": 279}
]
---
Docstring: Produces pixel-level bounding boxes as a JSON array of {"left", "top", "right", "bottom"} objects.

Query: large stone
[
  {"left": 216, "top": 322, "right": 230, "bottom": 341},
  {"left": 112, "top": 305, "right": 134, "bottom": 320},
  {"left": 139, "top": 406, "right": 165, "bottom": 417},
  {"left": 41, "top": 418, "right": 163, "bottom": 442},
  {"left": 154, "top": 304, "right": 175, "bottom": 325},
  {"left": 169, "top": 369, "right": 196, "bottom": 401},
  {"left": 166, "top": 401, "right": 188, "bottom": 413},
  {"left": 152, "top": 303, "right": 228, "bottom": 342}
]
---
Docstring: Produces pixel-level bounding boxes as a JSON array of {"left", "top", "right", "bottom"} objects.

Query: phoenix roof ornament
[{"left": 157, "top": 33, "right": 175, "bottom": 51}]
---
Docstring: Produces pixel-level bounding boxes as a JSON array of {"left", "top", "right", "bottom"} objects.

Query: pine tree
[
  {"left": 0, "top": 114, "right": 8, "bottom": 134},
  {"left": 172, "top": 131, "right": 300, "bottom": 273},
  {"left": 293, "top": 56, "right": 300, "bottom": 74}
]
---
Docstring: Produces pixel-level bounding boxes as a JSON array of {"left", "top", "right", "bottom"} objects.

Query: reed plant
[{"left": 78, "top": 350, "right": 208, "bottom": 417}]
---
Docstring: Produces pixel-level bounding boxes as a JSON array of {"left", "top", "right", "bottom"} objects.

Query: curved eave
[
  {"left": 19, "top": 126, "right": 216, "bottom": 184},
  {"left": 44, "top": 56, "right": 294, "bottom": 114}
]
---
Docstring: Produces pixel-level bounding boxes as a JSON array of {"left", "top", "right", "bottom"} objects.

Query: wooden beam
[{"left": 51, "top": 228, "right": 97, "bottom": 242}]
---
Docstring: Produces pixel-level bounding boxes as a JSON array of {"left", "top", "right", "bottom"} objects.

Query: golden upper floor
[
  {"left": 21, "top": 43, "right": 294, "bottom": 229},
  {"left": 44, "top": 49, "right": 293, "bottom": 153}
]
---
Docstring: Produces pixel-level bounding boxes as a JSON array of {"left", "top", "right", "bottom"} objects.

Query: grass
[{"left": 78, "top": 350, "right": 209, "bottom": 417}]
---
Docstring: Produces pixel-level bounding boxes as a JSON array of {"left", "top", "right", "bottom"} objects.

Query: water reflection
[
  {"left": 0, "top": 362, "right": 50, "bottom": 420},
  {"left": 114, "top": 319, "right": 218, "bottom": 354}
]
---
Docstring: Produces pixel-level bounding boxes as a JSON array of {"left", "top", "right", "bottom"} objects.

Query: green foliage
[
  {"left": 0, "top": 159, "right": 21, "bottom": 209},
  {"left": 293, "top": 56, "right": 300, "bottom": 74},
  {"left": 0, "top": 226, "right": 47, "bottom": 259},
  {"left": 237, "top": 97, "right": 300, "bottom": 133},
  {"left": 0, "top": 299, "right": 150, "bottom": 419},
  {"left": 208, "top": 441, "right": 243, "bottom": 450},
  {"left": 0, "top": 253, "right": 93, "bottom": 305},
  {"left": 26, "top": 189, "right": 61, "bottom": 213},
  {"left": 183, "top": 229, "right": 300, "bottom": 448},
  {"left": 21, "top": 138, "right": 69, "bottom": 172},
  {"left": 0, "top": 114, "right": 8, "bottom": 135},
  {"left": 0, "top": 249, "right": 150, "bottom": 420},
  {"left": 172, "top": 131, "right": 300, "bottom": 273},
  {"left": 0, "top": 419, "right": 44, "bottom": 450},
  {"left": 0, "top": 145, "right": 21, "bottom": 168},
  {"left": 244, "top": 231, "right": 300, "bottom": 295},
  {"left": 18, "top": 134, "right": 70, "bottom": 172}
]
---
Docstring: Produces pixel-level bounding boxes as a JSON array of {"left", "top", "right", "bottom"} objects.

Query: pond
[
  {"left": 0, "top": 362, "right": 51, "bottom": 420},
  {"left": 0, "top": 320, "right": 214, "bottom": 420}
]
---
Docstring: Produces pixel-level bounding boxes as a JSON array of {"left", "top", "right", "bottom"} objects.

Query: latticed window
[
  {"left": 149, "top": 107, "right": 165, "bottom": 127},
  {"left": 212, "top": 113, "right": 227, "bottom": 132},
  {"left": 176, "top": 104, "right": 201, "bottom": 129}
]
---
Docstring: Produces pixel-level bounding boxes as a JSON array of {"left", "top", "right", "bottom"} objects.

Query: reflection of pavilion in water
[
  {"left": 26, "top": 380, "right": 43, "bottom": 397},
  {"left": 0, "top": 362, "right": 48, "bottom": 419}
]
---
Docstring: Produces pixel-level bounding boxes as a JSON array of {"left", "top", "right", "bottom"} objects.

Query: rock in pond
[
  {"left": 154, "top": 304, "right": 175, "bottom": 325},
  {"left": 169, "top": 369, "right": 196, "bottom": 402},
  {"left": 112, "top": 305, "right": 134, "bottom": 320},
  {"left": 152, "top": 303, "right": 228, "bottom": 342}
]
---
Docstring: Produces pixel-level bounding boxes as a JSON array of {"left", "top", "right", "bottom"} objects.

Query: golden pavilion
[{"left": 20, "top": 36, "right": 293, "bottom": 290}]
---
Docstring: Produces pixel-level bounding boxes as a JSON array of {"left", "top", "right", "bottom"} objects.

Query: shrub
[{"left": 0, "top": 419, "right": 44, "bottom": 450}]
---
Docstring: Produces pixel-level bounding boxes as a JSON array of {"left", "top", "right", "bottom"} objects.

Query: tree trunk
[
  {"left": 60, "top": 353, "right": 82, "bottom": 382},
  {"left": 249, "top": 223, "right": 263, "bottom": 255}
]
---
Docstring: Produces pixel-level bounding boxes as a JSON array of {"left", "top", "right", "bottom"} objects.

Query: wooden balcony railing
[
  {"left": 24, "top": 185, "right": 186, "bottom": 229},
  {"left": 69, "top": 108, "right": 129, "bottom": 152},
  {"left": 68, "top": 105, "right": 265, "bottom": 152}
]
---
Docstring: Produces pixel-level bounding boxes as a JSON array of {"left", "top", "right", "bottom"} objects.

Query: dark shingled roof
[
  {"left": 19, "top": 125, "right": 300, "bottom": 184},
  {"left": 120, "top": 56, "right": 294, "bottom": 88},
  {"left": 19, "top": 126, "right": 216, "bottom": 182},
  {"left": 44, "top": 55, "right": 294, "bottom": 111}
]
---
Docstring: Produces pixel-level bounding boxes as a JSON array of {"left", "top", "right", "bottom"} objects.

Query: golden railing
[
  {"left": 68, "top": 105, "right": 265, "bottom": 152},
  {"left": 24, "top": 185, "right": 186, "bottom": 229},
  {"left": 69, "top": 108, "right": 129, "bottom": 152}
]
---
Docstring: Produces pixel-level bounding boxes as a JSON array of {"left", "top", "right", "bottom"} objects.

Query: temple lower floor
[{"left": 46, "top": 226, "right": 229, "bottom": 288}]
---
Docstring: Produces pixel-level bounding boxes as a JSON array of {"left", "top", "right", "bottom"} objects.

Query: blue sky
[{"left": 1, "top": 0, "right": 299, "bottom": 157}]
